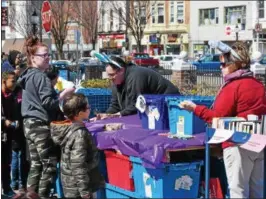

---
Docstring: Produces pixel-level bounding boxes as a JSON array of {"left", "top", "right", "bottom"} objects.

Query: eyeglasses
[
  {"left": 220, "top": 61, "right": 234, "bottom": 68},
  {"left": 34, "top": 53, "right": 51, "bottom": 59}
]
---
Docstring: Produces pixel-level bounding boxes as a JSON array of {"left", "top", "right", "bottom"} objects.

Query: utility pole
[
  {"left": 125, "top": 1, "right": 130, "bottom": 50},
  {"left": 80, "top": 0, "right": 83, "bottom": 57},
  {"left": 256, "top": 0, "right": 260, "bottom": 51}
]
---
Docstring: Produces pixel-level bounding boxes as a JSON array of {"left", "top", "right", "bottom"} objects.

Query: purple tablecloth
[{"left": 85, "top": 115, "right": 205, "bottom": 167}]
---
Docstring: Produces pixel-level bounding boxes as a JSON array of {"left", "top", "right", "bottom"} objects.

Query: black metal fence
[
  {"left": 155, "top": 63, "right": 266, "bottom": 96},
  {"left": 70, "top": 63, "right": 266, "bottom": 96}
]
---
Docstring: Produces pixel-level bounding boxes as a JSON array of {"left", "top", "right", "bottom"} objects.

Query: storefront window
[
  {"left": 224, "top": 6, "right": 246, "bottom": 25},
  {"left": 199, "top": 8, "right": 219, "bottom": 25}
]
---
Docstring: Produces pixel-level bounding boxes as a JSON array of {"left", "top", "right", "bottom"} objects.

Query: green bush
[{"left": 81, "top": 79, "right": 111, "bottom": 88}]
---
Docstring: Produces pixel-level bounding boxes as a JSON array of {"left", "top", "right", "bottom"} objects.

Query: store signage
[
  {"left": 149, "top": 34, "right": 158, "bottom": 43},
  {"left": 168, "top": 34, "right": 178, "bottom": 42},
  {"left": 99, "top": 34, "right": 125, "bottom": 39},
  {"left": 1, "top": 7, "right": 8, "bottom": 26}
]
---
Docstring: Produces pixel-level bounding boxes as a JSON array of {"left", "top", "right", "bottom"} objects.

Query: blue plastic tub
[
  {"left": 105, "top": 183, "right": 141, "bottom": 198},
  {"left": 58, "top": 69, "right": 70, "bottom": 81},
  {"left": 166, "top": 96, "right": 214, "bottom": 135},
  {"left": 130, "top": 156, "right": 203, "bottom": 198},
  {"left": 75, "top": 88, "right": 112, "bottom": 118},
  {"left": 138, "top": 94, "right": 180, "bottom": 130}
]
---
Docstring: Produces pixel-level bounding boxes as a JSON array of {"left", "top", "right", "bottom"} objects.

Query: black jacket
[
  {"left": 106, "top": 66, "right": 180, "bottom": 116},
  {"left": 17, "top": 67, "right": 59, "bottom": 122},
  {"left": 1, "top": 90, "right": 17, "bottom": 143},
  {"left": 51, "top": 121, "right": 105, "bottom": 198}
]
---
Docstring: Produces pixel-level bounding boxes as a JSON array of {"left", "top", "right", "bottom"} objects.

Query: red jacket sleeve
[{"left": 194, "top": 86, "right": 237, "bottom": 124}]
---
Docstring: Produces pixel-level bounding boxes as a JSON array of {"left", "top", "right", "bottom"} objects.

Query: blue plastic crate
[
  {"left": 166, "top": 96, "right": 214, "bottom": 135},
  {"left": 130, "top": 156, "right": 203, "bottom": 198},
  {"left": 58, "top": 69, "right": 69, "bottom": 81},
  {"left": 105, "top": 183, "right": 141, "bottom": 198},
  {"left": 138, "top": 94, "right": 180, "bottom": 130},
  {"left": 75, "top": 88, "right": 112, "bottom": 118}
]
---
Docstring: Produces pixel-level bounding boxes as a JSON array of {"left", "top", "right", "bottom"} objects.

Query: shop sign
[
  {"left": 1, "top": 7, "right": 8, "bottom": 26},
  {"left": 168, "top": 34, "right": 178, "bottom": 42},
  {"left": 149, "top": 34, "right": 158, "bottom": 43},
  {"left": 99, "top": 34, "right": 125, "bottom": 39}
]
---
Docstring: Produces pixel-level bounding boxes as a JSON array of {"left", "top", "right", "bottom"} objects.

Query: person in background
[
  {"left": 2, "top": 52, "right": 8, "bottom": 63},
  {"left": 96, "top": 56, "right": 180, "bottom": 120},
  {"left": 46, "top": 70, "right": 74, "bottom": 121},
  {"left": 179, "top": 41, "right": 266, "bottom": 198},
  {"left": 1, "top": 71, "right": 18, "bottom": 197},
  {"left": 17, "top": 36, "right": 72, "bottom": 198},
  {"left": 2, "top": 50, "right": 22, "bottom": 72},
  {"left": 51, "top": 93, "right": 105, "bottom": 198}
]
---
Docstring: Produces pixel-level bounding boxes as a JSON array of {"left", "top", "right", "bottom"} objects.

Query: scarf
[{"left": 210, "top": 69, "right": 254, "bottom": 109}]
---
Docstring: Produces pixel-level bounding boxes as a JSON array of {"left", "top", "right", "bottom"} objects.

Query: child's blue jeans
[{"left": 11, "top": 150, "right": 25, "bottom": 189}]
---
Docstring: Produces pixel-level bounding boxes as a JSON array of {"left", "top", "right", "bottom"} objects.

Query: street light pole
[
  {"left": 31, "top": 10, "right": 38, "bottom": 36},
  {"left": 235, "top": 24, "right": 240, "bottom": 41},
  {"left": 156, "top": 31, "right": 161, "bottom": 55}
]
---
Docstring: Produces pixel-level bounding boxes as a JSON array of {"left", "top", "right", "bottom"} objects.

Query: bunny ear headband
[
  {"left": 90, "top": 51, "right": 122, "bottom": 69},
  {"left": 208, "top": 40, "right": 242, "bottom": 61}
]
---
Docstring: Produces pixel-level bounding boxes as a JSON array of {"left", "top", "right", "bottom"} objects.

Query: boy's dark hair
[
  {"left": 46, "top": 70, "right": 59, "bottom": 81},
  {"left": 63, "top": 93, "right": 88, "bottom": 120},
  {"left": 2, "top": 71, "right": 16, "bottom": 80}
]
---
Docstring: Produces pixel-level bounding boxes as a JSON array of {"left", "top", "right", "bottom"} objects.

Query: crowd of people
[{"left": 1, "top": 37, "right": 266, "bottom": 199}]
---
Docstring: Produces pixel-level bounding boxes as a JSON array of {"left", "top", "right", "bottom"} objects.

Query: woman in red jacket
[{"left": 180, "top": 41, "right": 266, "bottom": 198}]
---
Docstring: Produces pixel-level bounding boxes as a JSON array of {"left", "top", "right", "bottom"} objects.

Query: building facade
[
  {"left": 97, "top": 1, "right": 127, "bottom": 55},
  {"left": 189, "top": 1, "right": 255, "bottom": 57},
  {"left": 251, "top": 1, "right": 266, "bottom": 53},
  {"left": 129, "top": 0, "right": 190, "bottom": 56}
]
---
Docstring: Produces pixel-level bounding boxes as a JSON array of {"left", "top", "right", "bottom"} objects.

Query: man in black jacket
[{"left": 96, "top": 57, "right": 180, "bottom": 120}]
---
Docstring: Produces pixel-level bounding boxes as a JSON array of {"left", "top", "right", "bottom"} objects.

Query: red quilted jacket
[{"left": 194, "top": 76, "right": 266, "bottom": 148}]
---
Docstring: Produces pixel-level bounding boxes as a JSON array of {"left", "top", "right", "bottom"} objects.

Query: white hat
[{"left": 252, "top": 51, "right": 262, "bottom": 62}]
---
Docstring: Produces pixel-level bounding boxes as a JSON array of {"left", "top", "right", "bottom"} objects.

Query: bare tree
[
  {"left": 50, "top": 1, "right": 71, "bottom": 59},
  {"left": 110, "top": 1, "right": 155, "bottom": 52},
  {"left": 9, "top": 1, "right": 37, "bottom": 38},
  {"left": 71, "top": 1, "right": 104, "bottom": 50}
]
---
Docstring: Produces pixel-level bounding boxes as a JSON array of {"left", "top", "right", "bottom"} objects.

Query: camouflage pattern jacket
[{"left": 51, "top": 121, "right": 105, "bottom": 198}]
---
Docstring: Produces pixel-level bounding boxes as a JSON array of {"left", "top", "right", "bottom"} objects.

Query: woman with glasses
[
  {"left": 179, "top": 41, "right": 266, "bottom": 198},
  {"left": 17, "top": 36, "right": 72, "bottom": 198}
]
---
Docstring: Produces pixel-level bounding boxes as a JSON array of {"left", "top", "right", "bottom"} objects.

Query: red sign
[
  {"left": 1, "top": 7, "right": 8, "bottom": 26},
  {"left": 255, "top": 23, "right": 262, "bottom": 32},
  {"left": 99, "top": 34, "right": 125, "bottom": 39},
  {"left": 225, "top": 26, "right": 231, "bottom": 36},
  {"left": 41, "top": 1, "right": 52, "bottom": 33}
]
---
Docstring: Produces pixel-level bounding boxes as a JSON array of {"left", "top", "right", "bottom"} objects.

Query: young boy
[
  {"left": 1, "top": 71, "right": 18, "bottom": 197},
  {"left": 51, "top": 93, "right": 105, "bottom": 198}
]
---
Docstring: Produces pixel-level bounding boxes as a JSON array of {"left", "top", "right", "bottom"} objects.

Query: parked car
[
  {"left": 79, "top": 57, "right": 100, "bottom": 65},
  {"left": 132, "top": 53, "right": 160, "bottom": 68},
  {"left": 191, "top": 54, "right": 221, "bottom": 72},
  {"left": 51, "top": 60, "right": 72, "bottom": 68},
  {"left": 159, "top": 55, "right": 180, "bottom": 69}
]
